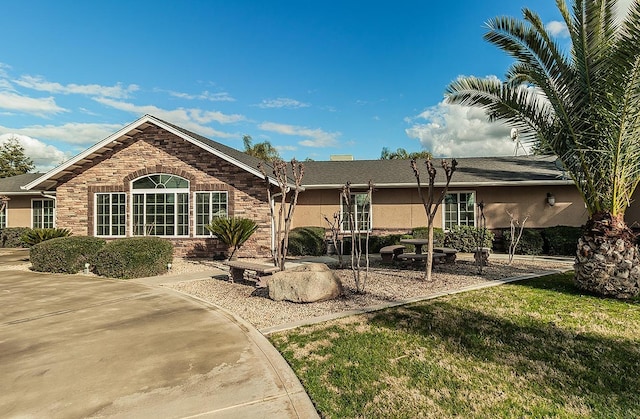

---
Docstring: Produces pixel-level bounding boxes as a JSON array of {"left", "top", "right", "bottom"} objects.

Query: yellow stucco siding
[{"left": 4, "top": 195, "right": 34, "bottom": 228}]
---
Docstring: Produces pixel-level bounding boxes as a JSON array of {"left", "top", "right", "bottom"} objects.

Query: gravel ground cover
[{"left": 165, "top": 255, "right": 573, "bottom": 331}]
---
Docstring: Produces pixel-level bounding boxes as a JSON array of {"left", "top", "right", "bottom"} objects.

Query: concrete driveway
[{"left": 0, "top": 250, "right": 317, "bottom": 418}]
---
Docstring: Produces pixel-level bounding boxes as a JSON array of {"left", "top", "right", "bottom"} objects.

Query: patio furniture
[
  {"left": 396, "top": 252, "right": 446, "bottom": 264},
  {"left": 223, "top": 260, "right": 280, "bottom": 283},
  {"left": 379, "top": 245, "right": 405, "bottom": 262},
  {"left": 473, "top": 247, "right": 491, "bottom": 266},
  {"left": 433, "top": 247, "right": 458, "bottom": 263},
  {"left": 399, "top": 238, "right": 430, "bottom": 255}
]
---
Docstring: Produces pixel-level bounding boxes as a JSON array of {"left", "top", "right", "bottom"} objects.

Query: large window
[
  {"left": 195, "top": 192, "right": 228, "bottom": 236},
  {"left": 95, "top": 193, "right": 126, "bottom": 236},
  {"left": 32, "top": 199, "right": 55, "bottom": 228},
  {"left": 132, "top": 174, "right": 189, "bottom": 236},
  {"left": 444, "top": 192, "right": 475, "bottom": 229},
  {"left": 341, "top": 193, "right": 371, "bottom": 232}
]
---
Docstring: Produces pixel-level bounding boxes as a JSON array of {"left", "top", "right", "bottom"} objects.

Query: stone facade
[{"left": 54, "top": 125, "right": 272, "bottom": 258}]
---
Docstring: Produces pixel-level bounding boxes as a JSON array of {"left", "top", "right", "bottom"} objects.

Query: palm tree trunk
[{"left": 574, "top": 212, "right": 640, "bottom": 299}]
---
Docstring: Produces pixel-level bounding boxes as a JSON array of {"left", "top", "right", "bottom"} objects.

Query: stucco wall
[
  {"left": 291, "top": 184, "right": 590, "bottom": 232},
  {"left": 4, "top": 195, "right": 34, "bottom": 228},
  {"left": 52, "top": 125, "right": 271, "bottom": 257}
]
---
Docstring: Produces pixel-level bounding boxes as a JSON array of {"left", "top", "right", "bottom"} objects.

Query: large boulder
[{"left": 268, "top": 263, "right": 343, "bottom": 303}]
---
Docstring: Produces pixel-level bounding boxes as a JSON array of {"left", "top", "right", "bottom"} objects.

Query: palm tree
[
  {"left": 446, "top": 0, "right": 640, "bottom": 298},
  {"left": 205, "top": 217, "right": 258, "bottom": 260},
  {"left": 243, "top": 135, "right": 281, "bottom": 162}
]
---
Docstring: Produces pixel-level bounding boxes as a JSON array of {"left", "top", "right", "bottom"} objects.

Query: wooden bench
[
  {"left": 434, "top": 247, "right": 458, "bottom": 263},
  {"left": 396, "top": 252, "right": 446, "bottom": 264},
  {"left": 223, "top": 260, "right": 280, "bottom": 284},
  {"left": 380, "top": 245, "right": 405, "bottom": 262}
]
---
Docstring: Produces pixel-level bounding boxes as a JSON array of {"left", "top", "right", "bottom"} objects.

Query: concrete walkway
[{"left": 0, "top": 251, "right": 318, "bottom": 418}]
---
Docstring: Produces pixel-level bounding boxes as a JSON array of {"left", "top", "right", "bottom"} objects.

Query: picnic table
[{"left": 399, "top": 238, "right": 430, "bottom": 255}]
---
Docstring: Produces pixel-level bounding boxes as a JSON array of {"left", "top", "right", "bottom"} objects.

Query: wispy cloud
[
  {"left": 161, "top": 89, "right": 236, "bottom": 102},
  {"left": 0, "top": 91, "right": 67, "bottom": 117},
  {"left": 94, "top": 97, "right": 243, "bottom": 138},
  {"left": 14, "top": 75, "right": 139, "bottom": 99},
  {"left": 0, "top": 122, "right": 122, "bottom": 146},
  {"left": 0, "top": 133, "right": 70, "bottom": 171},
  {"left": 0, "top": 62, "right": 11, "bottom": 78},
  {"left": 259, "top": 121, "right": 340, "bottom": 147},
  {"left": 257, "top": 98, "right": 310, "bottom": 109},
  {"left": 405, "top": 100, "right": 517, "bottom": 157}
]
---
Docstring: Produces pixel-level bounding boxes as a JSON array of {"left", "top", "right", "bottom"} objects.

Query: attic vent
[{"left": 330, "top": 154, "right": 354, "bottom": 161}]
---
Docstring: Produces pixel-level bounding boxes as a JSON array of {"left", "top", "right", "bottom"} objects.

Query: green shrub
[
  {"left": 205, "top": 217, "right": 258, "bottom": 260},
  {"left": 0, "top": 227, "right": 32, "bottom": 248},
  {"left": 288, "top": 226, "right": 326, "bottom": 256},
  {"left": 368, "top": 234, "right": 406, "bottom": 253},
  {"left": 503, "top": 228, "right": 544, "bottom": 255},
  {"left": 93, "top": 237, "right": 173, "bottom": 279},
  {"left": 411, "top": 226, "right": 445, "bottom": 246},
  {"left": 542, "top": 226, "right": 583, "bottom": 256},
  {"left": 30, "top": 236, "right": 106, "bottom": 274},
  {"left": 22, "top": 228, "right": 72, "bottom": 246},
  {"left": 444, "top": 225, "right": 494, "bottom": 252}
]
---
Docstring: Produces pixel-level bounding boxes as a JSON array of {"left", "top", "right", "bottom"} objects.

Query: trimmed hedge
[
  {"left": 30, "top": 236, "right": 106, "bottom": 274},
  {"left": 0, "top": 227, "right": 32, "bottom": 248},
  {"left": 503, "top": 228, "right": 544, "bottom": 255},
  {"left": 411, "top": 227, "right": 445, "bottom": 247},
  {"left": 542, "top": 226, "right": 583, "bottom": 256},
  {"left": 93, "top": 237, "right": 173, "bottom": 279},
  {"left": 444, "top": 225, "right": 494, "bottom": 252},
  {"left": 288, "top": 226, "right": 326, "bottom": 256}
]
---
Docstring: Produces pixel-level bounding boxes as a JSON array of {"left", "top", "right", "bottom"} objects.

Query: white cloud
[
  {"left": 0, "top": 62, "right": 10, "bottom": 78},
  {"left": 14, "top": 75, "right": 139, "bottom": 99},
  {"left": 257, "top": 98, "right": 310, "bottom": 109},
  {"left": 405, "top": 101, "right": 523, "bottom": 157},
  {"left": 0, "top": 91, "right": 66, "bottom": 116},
  {"left": 0, "top": 122, "right": 123, "bottom": 146},
  {"left": 160, "top": 89, "right": 236, "bottom": 102},
  {"left": 93, "top": 97, "right": 243, "bottom": 138},
  {"left": 259, "top": 121, "right": 340, "bottom": 147},
  {"left": 546, "top": 21, "right": 569, "bottom": 38},
  {"left": 0, "top": 133, "right": 69, "bottom": 172}
]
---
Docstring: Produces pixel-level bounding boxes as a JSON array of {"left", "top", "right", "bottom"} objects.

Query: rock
[{"left": 268, "top": 263, "right": 343, "bottom": 303}]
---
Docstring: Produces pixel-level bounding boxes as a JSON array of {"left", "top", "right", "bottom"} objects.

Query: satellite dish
[{"left": 509, "top": 127, "right": 528, "bottom": 156}]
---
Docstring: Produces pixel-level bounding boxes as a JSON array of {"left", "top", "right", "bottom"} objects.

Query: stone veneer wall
[{"left": 54, "top": 125, "right": 272, "bottom": 258}]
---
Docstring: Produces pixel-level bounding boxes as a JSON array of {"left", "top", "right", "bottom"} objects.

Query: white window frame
[
  {"left": 443, "top": 191, "right": 476, "bottom": 230},
  {"left": 340, "top": 192, "right": 372, "bottom": 233},
  {"left": 0, "top": 200, "right": 7, "bottom": 228},
  {"left": 31, "top": 198, "right": 55, "bottom": 229},
  {"left": 130, "top": 174, "right": 190, "bottom": 237},
  {"left": 94, "top": 193, "right": 127, "bottom": 237},
  {"left": 194, "top": 191, "right": 229, "bottom": 237}
]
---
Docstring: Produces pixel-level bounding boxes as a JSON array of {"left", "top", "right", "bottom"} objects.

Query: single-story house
[{"left": 2, "top": 114, "right": 639, "bottom": 257}]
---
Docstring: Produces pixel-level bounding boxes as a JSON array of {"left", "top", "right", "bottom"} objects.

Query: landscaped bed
[
  {"left": 165, "top": 255, "right": 572, "bottom": 331},
  {"left": 268, "top": 272, "right": 640, "bottom": 418}
]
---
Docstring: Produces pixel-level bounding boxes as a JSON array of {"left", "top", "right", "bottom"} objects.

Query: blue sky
[{"left": 0, "top": 1, "right": 631, "bottom": 171}]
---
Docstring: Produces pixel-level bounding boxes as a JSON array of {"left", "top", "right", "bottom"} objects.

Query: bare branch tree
[
  {"left": 323, "top": 211, "right": 344, "bottom": 268},
  {"left": 411, "top": 159, "right": 457, "bottom": 281},
  {"left": 506, "top": 210, "right": 529, "bottom": 265},
  {"left": 259, "top": 159, "right": 304, "bottom": 270}
]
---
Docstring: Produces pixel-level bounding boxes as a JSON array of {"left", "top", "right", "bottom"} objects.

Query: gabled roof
[
  {"left": 22, "top": 114, "right": 283, "bottom": 191},
  {"left": 301, "top": 155, "right": 572, "bottom": 188},
  {"left": 0, "top": 173, "right": 45, "bottom": 194}
]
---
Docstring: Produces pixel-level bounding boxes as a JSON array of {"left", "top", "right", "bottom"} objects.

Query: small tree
[
  {"left": 323, "top": 211, "right": 344, "bottom": 268},
  {"left": 0, "top": 137, "right": 34, "bottom": 178},
  {"left": 506, "top": 210, "right": 529, "bottom": 265},
  {"left": 205, "top": 217, "right": 258, "bottom": 260},
  {"left": 243, "top": 135, "right": 281, "bottom": 161},
  {"left": 341, "top": 181, "right": 373, "bottom": 293},
  {"left": 259, "top": 159, "right": 304, "bottom": 270},
  {"left": 411, "top": 159, "right": 457, "bottom": 281}
]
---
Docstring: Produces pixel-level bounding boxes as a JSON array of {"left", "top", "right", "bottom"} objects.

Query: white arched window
[{"left": 131, "top": 174, "right": 189, "bottom": 236}]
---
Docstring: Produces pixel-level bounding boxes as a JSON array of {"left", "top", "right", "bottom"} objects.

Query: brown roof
[
  {"left": 0, "top": 173, "right": 45, "bottom": 194},
  {"left": 301, "top": 155, "right": 569, "bottom": 188}
]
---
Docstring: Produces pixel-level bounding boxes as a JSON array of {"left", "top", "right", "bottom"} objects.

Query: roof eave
[{"left": 301, "top": 180, "right": 575, "bottom": 189}]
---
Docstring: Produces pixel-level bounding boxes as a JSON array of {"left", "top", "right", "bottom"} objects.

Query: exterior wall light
[{"left": 546, "top": 193, "right": 556, "bottom": 207}]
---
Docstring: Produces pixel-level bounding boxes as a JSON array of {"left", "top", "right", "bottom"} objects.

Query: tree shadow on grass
[{"left": 367, "top": 289, "right": 640, "bottom": 415}]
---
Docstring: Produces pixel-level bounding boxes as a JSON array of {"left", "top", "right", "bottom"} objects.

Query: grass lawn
[{"left": 269, "top": 272, "right": 640, "bottom": 418}]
